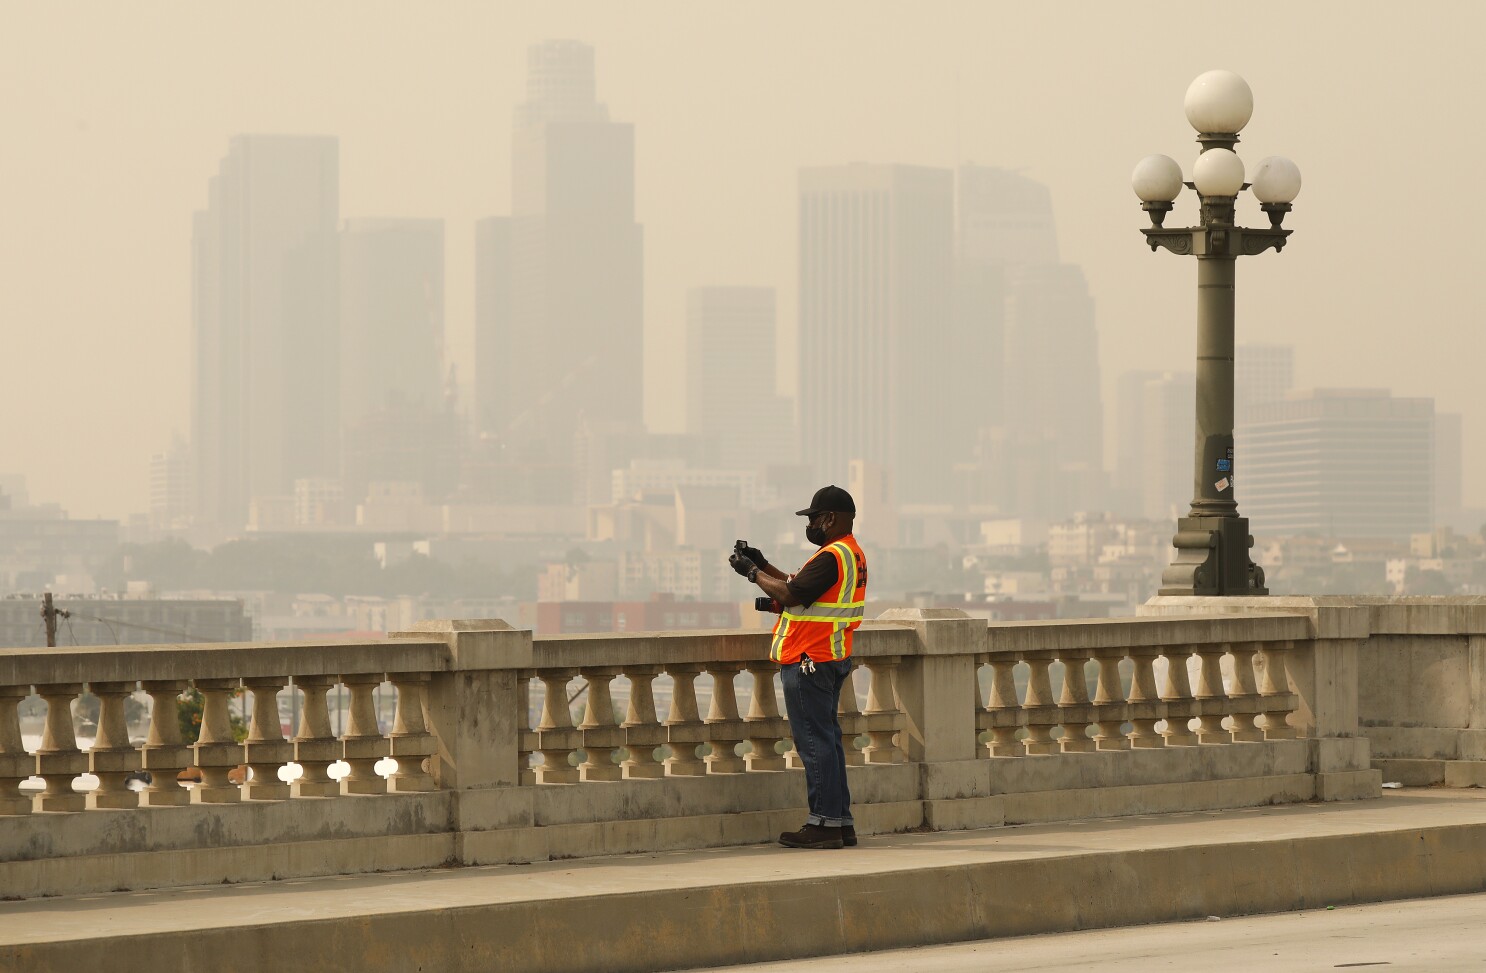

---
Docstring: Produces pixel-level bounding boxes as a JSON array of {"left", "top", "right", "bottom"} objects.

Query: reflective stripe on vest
[{"left": 769, "top": 536, "right": 867, "bottom": 664}]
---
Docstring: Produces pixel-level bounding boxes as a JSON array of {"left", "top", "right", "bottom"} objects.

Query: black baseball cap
[{"left": 795, "top": 485, "right": 856, "bottom": 517}]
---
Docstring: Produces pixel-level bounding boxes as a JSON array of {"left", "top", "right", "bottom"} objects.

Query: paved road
[{"left": 686, "top": 892, "right": 1486, "bottom": 972}]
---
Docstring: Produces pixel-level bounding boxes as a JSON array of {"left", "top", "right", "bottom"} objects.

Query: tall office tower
[
  {"left": 685, "top": 287, "right": 795, "bottom": 473},
  {"left": 955, "top": 165, "right": 1104, "bottom": 519},
  {"left": 1238, "top": 389, "right": 1435, "bottom": 539},
  {"left": 956, "top": 165, "right": 1059, "bottom": 267},
  {"left": 1138, "top": 372, "right": 1196, "bottom": 520},
  {"left": 149, "top": 435, "right": 193, "bottom": 531},
  {"left": 1235, "top": 342, "right": 1295, "bottom": 429},
  {"left": 798, "top": 164, "right": 954, "bottom": 502},
  {"left": 999, "top": 264, "right": 1104, "bottom": 511},
  {"left": 486, "top": 40, "right": 643, "bottom": 452},
  {"left": 1113, "top": 370, "right": 1163, "bottom": 512},
  {"left": 192, "top": 135, "right": 339, "bottom": 529},
  {"left": 474, "top": 217, "right": 513, "bottom": 437},
  {"left": 339, "top": 219, "right": 444, "bottom": 426},
  {"left": 1435, "top": 412, "right": 1463, "bottom": 529}
]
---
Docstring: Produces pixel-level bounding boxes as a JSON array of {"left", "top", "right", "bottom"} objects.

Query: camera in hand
[{"left": 754, "top": 595, "right": 782, "bottom": 614}]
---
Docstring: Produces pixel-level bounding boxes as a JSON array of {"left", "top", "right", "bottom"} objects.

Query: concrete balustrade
[{"left": 0, "top": 603, "right": 1410, "bottom": 901}]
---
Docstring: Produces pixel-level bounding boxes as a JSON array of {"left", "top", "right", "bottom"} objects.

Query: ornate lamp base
[{"left": 1161, "top": 516, "right": 1268, "bottom": 596}]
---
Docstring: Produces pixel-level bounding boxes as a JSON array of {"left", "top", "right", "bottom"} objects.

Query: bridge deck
[{"left": 4, "top": 790, "right": 1486, "bottom": 972}]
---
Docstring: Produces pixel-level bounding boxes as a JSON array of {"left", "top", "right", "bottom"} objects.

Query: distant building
[
  {"left": 0, "top": 483, "right": 118, "bottom": 592},
  {"left": 192, "top": 134, "right": 340, "bottom": 530},
  {"left": 954, "top": 166, "right": 1103, "bottom": 521},
  {"left": 1139, "top": 372, "right": 1195, "bottom": 521},
  {"left": 685, "top": 286, "right": 796, "bottom": 471},
  {"left": 0, "top": 596, "right": 251, "bottom": 648},
  {"left": 535, "top": 594, "right": 740, "bottom": 635},
  {"left": 149, "top": 436, "right": 193, "bottom": 532},
  {"left": 1238, "top": 389, "right": 1435, "bottom": 539},
  {"left": 1436, "top": 412, "right": 1463, "bottom": 529},
  {"left": 339, "top": 218, "right": 445, "bottom": 427},
  {"left": 798, "top": 164, "right": 954, "bottom": 502},
  {"left": 476, "top": 40, "right": 643, "bottom": 454},
  {"left": 610, "top": 461, "right": 767, "bottom": 510},
  {"left": 1235, "top": 342, "right": 1295, "bottom": 430},
  {"left": 999, "top": 263, "right": 1104, "bottom": 518}
]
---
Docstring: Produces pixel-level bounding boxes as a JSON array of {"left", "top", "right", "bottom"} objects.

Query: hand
[
  {"left": 738, "top": 544, "right": 768, "bottom": 569},
  {"left": 728, "top": 552, "right": 759, "bottom": 581}
]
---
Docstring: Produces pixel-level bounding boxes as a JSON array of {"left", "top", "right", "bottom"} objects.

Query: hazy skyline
[{"left": 2, "top": 1, "right": 1482, "bottom": 519}]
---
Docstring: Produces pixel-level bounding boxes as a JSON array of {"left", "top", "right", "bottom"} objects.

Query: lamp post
[{"left": 1133, "top": 70, "right": 1302, "bottom": 596}]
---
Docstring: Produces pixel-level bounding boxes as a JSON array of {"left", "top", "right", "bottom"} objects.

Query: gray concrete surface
[{"left": 685, "top": 891, "right": 1486, "bottom": 972}]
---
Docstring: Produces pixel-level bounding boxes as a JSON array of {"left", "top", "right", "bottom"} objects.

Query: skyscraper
[
  {"left": 477, "top": 40, "right": 643, "bottom": 452},
  {"left": 1113, "top": 369, "right": 1194, "bottom": 519},
  {"left": 192, "top": 135, "right": 339, "bottom": 529},
  {"left": 340, "top": 219, "right": 444, "bottom": 426},
  {"left": 685, "top": 286, "right": 794, "bottom": 472},
  {"left": 954, "top": 165, "right": 1104, "bottom": 520},
  {"left": 1238, "top": 389, "right": 1435, "bottom": 539},
  {"left": 1139, "top": 372, "right": 1196, "bottom": 521},
  {"left": 798, "top": 164, "right": 954, "bottom": 502},
  {"left": 1235, "top": 342, "right": 1295, "bottom": 430}
]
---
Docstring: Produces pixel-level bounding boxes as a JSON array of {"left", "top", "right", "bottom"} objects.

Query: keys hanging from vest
[{"left": 800, "top": 657, "right": 816, "bottom": 674}]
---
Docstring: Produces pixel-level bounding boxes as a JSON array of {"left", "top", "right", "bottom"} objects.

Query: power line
[{"left": 67, "top": 611, "right": 219, "bottom": 644}]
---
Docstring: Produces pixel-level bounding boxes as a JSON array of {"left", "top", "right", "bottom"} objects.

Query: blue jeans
[{"left": 780, "top": 657, "right": 854, "bottom": 828}]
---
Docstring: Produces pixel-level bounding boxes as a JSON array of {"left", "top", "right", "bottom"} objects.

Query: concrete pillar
[
  {"left": 393, "top": 620, "right": 532, "bottom": 792},
  {"left": 876, "top": 608, "right": 983, "bottom": 764}
]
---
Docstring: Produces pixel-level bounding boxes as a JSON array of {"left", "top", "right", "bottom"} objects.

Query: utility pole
[{"left": 40, "top": 592, "right": 70, "bottom": 648}]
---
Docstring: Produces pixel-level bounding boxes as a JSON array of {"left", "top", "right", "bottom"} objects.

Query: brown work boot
[
  {"left": 842, "top": 825, "right": 857, "bottom": 847},
  {"left": 778, "top": 824, "right": 844, "bottom": 849}
]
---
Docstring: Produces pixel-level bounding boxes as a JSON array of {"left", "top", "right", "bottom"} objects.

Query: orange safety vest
[{"left": 769, "top": 534, "right": 867, "bottom": 665}]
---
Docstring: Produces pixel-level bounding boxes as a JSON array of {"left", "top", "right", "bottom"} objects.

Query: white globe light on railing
[
  {"left": 1250, "top": 155, "right": 1302, "bottom": 204},
  {"left": 1131, "top": 154, "right": 1184, "bottom": 202},
  {"left": 1184, "top": 70, "right": 1254, "bottom": 135},
  {"left": 1192, "top": 148, "right": 1245, "bottom": 197}
]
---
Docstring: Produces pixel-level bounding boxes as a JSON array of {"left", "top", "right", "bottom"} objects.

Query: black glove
[
  {"left": 738, "top": 544, "right": 768, "bottom": 569},
  {"left": 729, "top": 552, "right": 760, "bottom": 581}
]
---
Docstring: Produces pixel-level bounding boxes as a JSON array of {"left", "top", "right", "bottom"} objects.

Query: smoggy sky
[{"left": 1, "top": 1, "right": 1481, "bottom": 519}]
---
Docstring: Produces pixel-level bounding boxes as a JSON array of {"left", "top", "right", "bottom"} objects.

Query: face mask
[{"left": 805, "top": 522, "right": 828, "bottom": 547}]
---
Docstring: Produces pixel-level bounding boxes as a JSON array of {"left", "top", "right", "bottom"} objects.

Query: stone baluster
[
  {"left": 87, "top": 681, "right": 141, "bottom": 809},
  {"left": 663, "top": 663, "right": 707, "bottom": 776},
  {"left": 242, "top": 677, "right": 292, "bottom": 801},
  {"left": 578, "top": 667, "right": 624, "bottom": 782},
  {"left": 862, "top": 657, "right": 902, "bottom": 764},
  {"left": 33, "top": 683, "right": 86, "bottom": 812},
  {"left": 191, "top": 678, "right": 244, "bottom": 803},
  {"left": 703, "top": 665, "right": 748, "bottom": 774},
  {"left": 292, "top": 676, "right": 341, "bottom": 798},
  {"left": 985, "top": 654, "right": 1022, "bottom": 757},
  {"left": 0, "top": 687, "right": 30, "bottom": 814},
  {"left": 1091, "top": 649, "right": 1129, "bottom": 751},
  {"left": 621, "top": 666, "right": 666, "bottom": 779},
  {"left": 387, "top": 672, "right": 437, "bottom": 791},
  {"left": 517, "top": 673, "right": 536, "bottom": 786},
  {"left": 1226, "top": 642, "right": 1266, "bottom": 742},
  {"left": 835, "top": 666, "right": 865, "bottom": 767},
  {"left": 1193, "top": 643, "right": 1234, "bottom": 745},
  {"left": 340, "top": 673, "right": 389, "bottom": 795},
  {"left": 535, "top": 669, "right": 580, "bottom": 784},
  {"left": 1020, "top": 652, "right": 1059, "bottom": 755},
  {"left": 1125, "top": 647, "right": 1165, "bottom": 748},
  {"left": 743, "top": 662, "right": 787, "bottom": 771},
  {"left": 1056, "top": 651, "right": 1096, "bottom": 753},
  {"left": 1259, "top": 640, "right": 1297, "bottom": 739},
  {"left": 139, "top": 681, "right": 190, "bottom": 806},
  {"left": 1159, "top": 646, "right": 1199, "bottom": 746}
]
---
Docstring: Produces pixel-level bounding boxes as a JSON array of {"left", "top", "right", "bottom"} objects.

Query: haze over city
[{"left": 2, "top": 1, "right": 1482, "bottom": 520}]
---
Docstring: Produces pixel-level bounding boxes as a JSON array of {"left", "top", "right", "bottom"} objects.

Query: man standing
[{"left": 729, "top": 485, "right": 867, "bottom": 850}]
